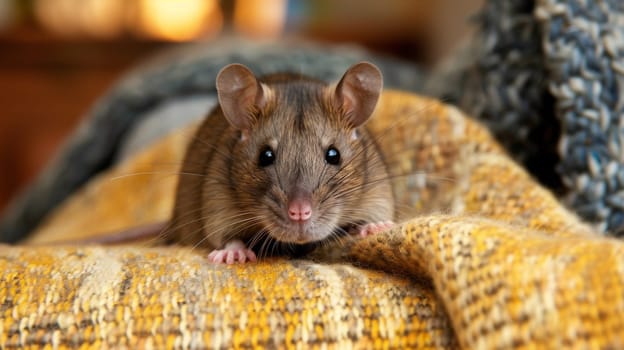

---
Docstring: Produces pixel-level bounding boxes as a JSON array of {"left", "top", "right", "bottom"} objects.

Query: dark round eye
[
  {"left": 325, "top": 146, "right": 341, "bottom": 165},
  {"left": 258, "top": 147, "right": 275, "bottom": 167}
]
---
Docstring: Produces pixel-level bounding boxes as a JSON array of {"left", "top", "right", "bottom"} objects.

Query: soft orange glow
[
  {"left": 34, "top": 0, "right": 81, "bottom": 37},
  {"left": 35, "top": 0, "right": 125, "bottom": 38},
  {"left": 137, "top": 0, "right": 222, "bottom": 41},
  {"left": 78, "top": 0, "right": 125, "bottom": 38},
  {"left": 234, "top": 0, "right": 287, "bottom": 38}
]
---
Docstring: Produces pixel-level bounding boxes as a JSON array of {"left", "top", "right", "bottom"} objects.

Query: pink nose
[{"left": 288, "top": 199, "right": 312, "bottom": 222}]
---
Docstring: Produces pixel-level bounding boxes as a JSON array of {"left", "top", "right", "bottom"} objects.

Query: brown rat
[{"left": 166, "top": 62, "right": 395, "bottom": 263}]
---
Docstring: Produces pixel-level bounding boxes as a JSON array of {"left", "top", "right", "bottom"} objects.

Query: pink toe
[
  {"left": 208, "top": 250, "right": 223, "bottom": 263},
  {"left": 245, "top": 250, "right": 257, "bottom": 262},
  {"left": 226, "top": 252, "right": 235, "bottom": 264},
  {"left": 207, "top": 244, "right": 257, "bottom": 264},
  {"left": 359, "top": 221, "right": 395, "bottom": 237},
  {"left": 359, "top": 227, "right": 368, "bottom": 237}
]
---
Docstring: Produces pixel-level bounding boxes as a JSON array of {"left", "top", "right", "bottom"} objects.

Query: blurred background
[{"left": 0, "top": 0, "right": 483, "bottom": 213}]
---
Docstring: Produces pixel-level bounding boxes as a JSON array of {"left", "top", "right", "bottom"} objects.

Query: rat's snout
[
  {"left": 287, "top": 188, "right": 312, "bottom": 222},
  {"left": 288, "top": 199, "right": 312, "bottom": 222}
]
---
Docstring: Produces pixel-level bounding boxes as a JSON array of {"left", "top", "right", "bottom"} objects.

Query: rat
[
  {"left": 166, "top": 61, "right": 395, "bottom": 264},
  {"left": 39, "top": 62, "right": 395, "bottom": 262}
]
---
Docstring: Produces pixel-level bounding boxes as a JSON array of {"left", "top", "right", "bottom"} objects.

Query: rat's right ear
[
  {"left": 332, "top": 62, "right": 383, "bottom": 128},
  {"left": 216, "top": 64, "right": 268, "bottom": 130}
]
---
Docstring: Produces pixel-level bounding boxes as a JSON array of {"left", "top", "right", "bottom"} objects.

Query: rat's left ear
[{"left": 332, "top": 62, "right": 383, "bottom": 127}]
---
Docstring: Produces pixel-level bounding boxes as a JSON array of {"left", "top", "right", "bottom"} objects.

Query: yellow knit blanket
[{"left": 2, "top": 91, "right": 622, "bottom": 349}]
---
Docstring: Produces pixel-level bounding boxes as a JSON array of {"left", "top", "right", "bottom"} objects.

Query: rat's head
[{"left": 216, "top": 62, "right": 384, "bottom": 244}]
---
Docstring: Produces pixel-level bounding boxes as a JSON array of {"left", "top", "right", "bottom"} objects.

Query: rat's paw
[
  {"left": 359, "top": 221, "right": 394, "bottom": 237},
  {"left": 207, "top": 248, "right": 257, "bottom": 264},
  {"left": 207, "top": 240, "right": 257, "bottom": 264}
]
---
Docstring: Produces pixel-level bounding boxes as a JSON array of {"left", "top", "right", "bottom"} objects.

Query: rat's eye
[
  {"left": 258, "top": 147, "right": 275, "bottom": 167},
  {"left": 325, "top": 146, "right": 341, "bottom": 165}
]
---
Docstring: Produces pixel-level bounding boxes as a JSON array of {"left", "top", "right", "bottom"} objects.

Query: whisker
[{"left": 109, "top": 171, "right": 205, "bottom": 182}]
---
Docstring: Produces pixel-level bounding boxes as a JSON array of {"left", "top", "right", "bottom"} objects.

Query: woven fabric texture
[{"left": 3, "top": 91, "right": 622, "bottom": 349}]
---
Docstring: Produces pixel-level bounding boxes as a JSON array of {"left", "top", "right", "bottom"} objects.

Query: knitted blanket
[{"left": 3, "top": 91, "right": 622, "bottom": 349}]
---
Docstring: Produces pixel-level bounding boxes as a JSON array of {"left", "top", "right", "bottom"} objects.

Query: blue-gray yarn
[
  {"left": 537, "top": 0, "right": 624, "bottom": 233},
  {"left": 429, "top": 0, "right": 562, "bottom": 190},
  {"left": 432, "top": 0, "right": 624, "bottom": 235}
]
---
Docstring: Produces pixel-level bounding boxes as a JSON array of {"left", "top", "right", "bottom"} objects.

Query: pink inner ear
[
  {"left": 216, "top": 64, "right": 266, "bottom": 131},
  {"left": 340, "top": 87, "right": 356, "bottom": 116}
]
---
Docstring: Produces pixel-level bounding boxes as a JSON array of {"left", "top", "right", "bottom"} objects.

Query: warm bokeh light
[
  {"left": 34, "top": 0, "right": 223, "bottom": 41},
  {"left": 35, "top": 0, "right": 125, "bottom": 38},
  {"left": 34, "top": 0, "right": 81, "bottom": 37},
  {"left": 77, "top": 0, "right": 125, "bottom": 39},
  {"left": 234, "top": 0, "right": 287, "bottom": 38},
  {"left": 136, "top": 0, "right": 222, "bottom": 41}
]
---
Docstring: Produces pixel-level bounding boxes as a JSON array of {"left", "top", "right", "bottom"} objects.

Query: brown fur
[{"left": 167, "top": 65, "right": 394, "bottom": 256}]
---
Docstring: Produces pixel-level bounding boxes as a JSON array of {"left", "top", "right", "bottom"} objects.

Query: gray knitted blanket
[{"left": 2, "top": 0, "right": 624, "bottom": 241}]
